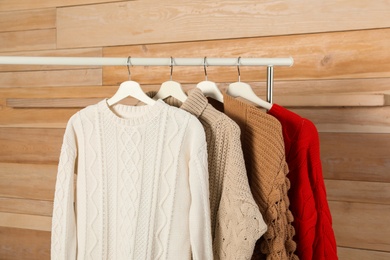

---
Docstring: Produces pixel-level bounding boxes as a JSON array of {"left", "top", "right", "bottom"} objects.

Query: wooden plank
[
  {"left": 0, "top": 48, "right": 102, "bottom": 71},
  {"left": 0, "top": 85, "right": 115, "bottom": 98},
  {"left": 0, "top": 163, "right": 57, "bottom": 201},
  {"left": 0, "top": 212, "right": 51, "bottom": 231},
  {"left": 0, "top": 85, "right": 111, "bottom": 128},
  {"left": 0, "top": 227, "right": 50, "bottom": 260},
  {"left": 102, "top": 29, "right": 390, "bottom": 84},
  {"left": 276, "top": 80, "right": 390, "bottom": 96},
  {"left": 5, "top": 97, "right": 140, "bottom": 108},
  {"left": 2, "top": 105, "right": 390, "bottom": 133},
  {"left": 7, "top": 98, "right": 105, "bottom": 108},
  {"left": 0, "top": 198, "right": 53, "bottom": 216},
  {"left": 220, "top": 78, "right": 390, "bottom": 96},
  {"left": 330, "top": 201, "right": 390, "bottom": 251},
  {"left": 1, "top": 77, "right": 389, "bottom": 98},
  {"left": 0, "top": 8, "right": 56, "bottom": 32},
  {"left": 57, "top": 0, "right": 390, "bottom": 49},
  {"left": 385, "top": 94, "right": 390, "bottom": 105},
  {"left": 325, "top": 180, "right": 390, "bottom": 204},
  {"left": 0, "top": 29, "right": 56, "bottom": 52},
  {"left": 2, "top": 70, "right": 388, "bottom": 101},
  {"left": 293, "top": 107, "right": 390, "bottom": 134},
  {"left": 337, "top": 247, "right": 390, "bottom": 260},
  {"left": 320, "top": 133, "right": 390, "bottom": 182},
  {"left": 0, "top": 0, "right": 124, "bottom": 11},
  {"left": 1, "top": 86, "right": 390, "bottom": 132},
  {"left": 275, "top": 94, "right": 389, "bottom": 107},
  {"left": 0, "top": 128, "right": 63, "bottom": 164},
  {"left": 317, "top": 124, "right": 390, "bottom": 134},
  {"left": 0, "top": 69, "right": 102, "bottom": 88},
  {"left": 0, "top": 107, "right": 78, "bottom": 128}
]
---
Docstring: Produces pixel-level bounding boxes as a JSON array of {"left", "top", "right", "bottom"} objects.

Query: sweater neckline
[
  {"left": 98, "top": 98, "right": 166, "bottom": 126},
  {"left": 142, "top": 89, "right": 209, "bottom": 119}
]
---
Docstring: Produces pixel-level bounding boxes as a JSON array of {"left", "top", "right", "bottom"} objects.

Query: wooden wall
[{"left": 1, "top": 1, "right": 390, "bottom": 259}]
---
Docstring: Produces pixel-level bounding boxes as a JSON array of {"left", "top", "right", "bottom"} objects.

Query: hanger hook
[
  {"left": 127, "top": 56, "right": 131, "bottom": 81},
  {"left": 203, "top": 57, "right": 208, "bottom": 81},
  {"left": 170, "top": 56, "right": 174, "bottom": 81},
  {"left": 237, "top": 56, "right": 241, "bottom": 82}
]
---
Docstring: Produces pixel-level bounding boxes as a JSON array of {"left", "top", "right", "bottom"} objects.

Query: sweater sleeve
[
  {"left": 51, "top": 117, "right": 78, "bottom": 260},
  {"left": 188, "top": 120, "right": 213, "bottom": 260},
  {"left": 308, "top": 122, "right": 338, "bottom": 260},
  {"left": 214, "top": 121, "right": 267, "bottom": 259}
]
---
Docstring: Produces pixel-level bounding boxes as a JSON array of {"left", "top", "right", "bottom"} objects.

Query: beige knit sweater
[
  {"left": 223, "top": 94, "right": 298, "bottom": 260},
  {"left": 145, "top": 89, "right": 267, "bottom": 259}
]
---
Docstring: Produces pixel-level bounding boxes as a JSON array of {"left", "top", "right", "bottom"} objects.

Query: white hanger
[
  {"left": 153, "top": 57, "right": 187, "bottom": 102},
  {"left": 107, "top": 57, "right": 156, "bottom": 106},
  {"left": 196, "top": 57, "right": 224, "bottom": 103},
  {"left": 226, "top": 57, "right": 272, "bottom": 110}
]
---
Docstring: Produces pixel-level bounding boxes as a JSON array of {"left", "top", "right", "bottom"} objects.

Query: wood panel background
[{"left": 0, "top": 0, "right": 389, "bottom": 259}]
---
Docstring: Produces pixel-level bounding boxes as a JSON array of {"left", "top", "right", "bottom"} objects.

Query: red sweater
[{"left": 268, "top": 104, "right": 337, "bottom": 260}]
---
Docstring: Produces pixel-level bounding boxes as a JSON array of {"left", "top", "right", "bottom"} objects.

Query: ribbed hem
[{"left": 98, "top": 98, "right": 166, "bottom": 126}]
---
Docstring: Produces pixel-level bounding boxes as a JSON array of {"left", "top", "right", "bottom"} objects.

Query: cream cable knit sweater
[
  {"left": 51, "top": 99, "right": 213, "bottom": 260},
  {"left": 146, "top": 89, "right": 267, "bottom": 259}
]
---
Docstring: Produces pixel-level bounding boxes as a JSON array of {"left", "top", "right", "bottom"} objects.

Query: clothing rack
[{"left": 0, "top": 56, "right": 293, "bottom": 103}]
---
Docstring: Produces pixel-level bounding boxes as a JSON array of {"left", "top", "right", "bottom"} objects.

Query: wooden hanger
[
  {"left": 153, "top": 57, "right": 187, "bottom": 102},
  {"left": 196, "top": 57, "right": 224, "bottom": 102},
  {"left": 226, "top": 57, "right": 272, "bottom": 110},
  {"left": 107, "top": 57, "right": 155, "bottom": 106}
]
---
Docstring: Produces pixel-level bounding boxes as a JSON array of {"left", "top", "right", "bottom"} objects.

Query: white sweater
[{"left": 51, "top": 99, "right": 213, "bottom": 260}]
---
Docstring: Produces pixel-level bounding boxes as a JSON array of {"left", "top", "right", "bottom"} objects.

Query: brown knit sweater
[
  {"left": 223, "top": 94, "right": 298, "bottom": 260},
  {"left": 144, "top": 89, "right": 267, "bottom": 259}
]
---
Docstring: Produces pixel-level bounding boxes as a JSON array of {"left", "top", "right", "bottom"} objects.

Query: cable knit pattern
[
  {"left": 81, "top": 113, "right": 102, "bottom": 259},
  {"left": 149, "top": 89, "right": 267, "bottom": 260},
  {"left": 268, "top": 104, "right": 337, "bottom": 260},
  {"left": 51, "top": 99, "right": 213, "bottom": 260},
  {"left": 223, "top": 94, "right": 298, "bottom": 260},
  {"left": 51, "top": 142, "right": 77, "bottom": 260}
]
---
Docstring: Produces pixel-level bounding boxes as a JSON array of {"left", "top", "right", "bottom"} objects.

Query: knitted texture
[
  {"left": 154, "top": 89, "right": 267, "bottom": 260},
  {"left": 223, "top": 94, "right": 298, "bottom": 260},
  {"left": 268, "top": 104, "right": 338, "bottom": 260},
  {"left": 51, "top": 99, "right": 213, "bottom": 260}
]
